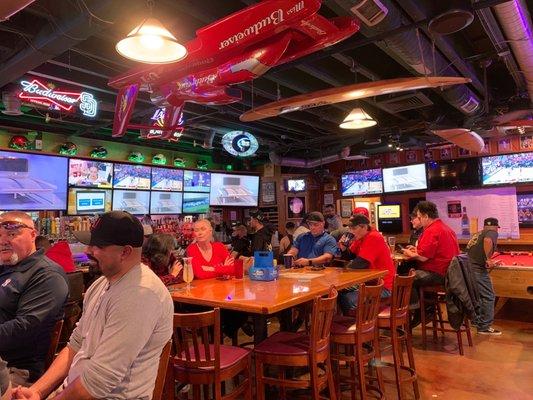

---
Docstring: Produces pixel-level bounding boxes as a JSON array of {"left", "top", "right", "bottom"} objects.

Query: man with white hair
[{"left": 0, "top": 211, "right": 69, "bottom": 386}]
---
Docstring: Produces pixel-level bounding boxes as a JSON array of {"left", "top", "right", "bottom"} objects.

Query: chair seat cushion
[
  {"left": 378, "top": 307, "right": 391, "bottom": 319},
  {"left": 174, "top": 344, "right": 250, "bottom": 371},
  {"left": 331, "top": 316, "right": 357, "bottom": 335},
  {"left": 254, "top": 331, "right": 320, "bottom": 356}
]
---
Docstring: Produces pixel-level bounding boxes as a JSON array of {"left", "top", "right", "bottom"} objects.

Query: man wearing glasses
[{"left": 0, "top": 212, "right": 69, "bottom": 386}]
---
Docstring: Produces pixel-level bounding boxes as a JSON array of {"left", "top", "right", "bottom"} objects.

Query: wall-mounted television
[
  {"left": 150, "top": 191, "right": 183, "bottom": 214},
  {"left": 427, "top": 158, "right": 481, "bottom": 190},
  {"left": 341, "top": 168, "right": 383, "bottom": 196},
  {"left": 377, "top": 204, "right": 403, "bottom": 233},
  {"left": 113, "top": 163, "right": 151, "bottom": 190},
  {"left": 285, "top": 178, "right": 306, "bottom": 192},
  {"left": 67, "top": 188, "right": 112, "bottom": 215},
  {"left": 68, "top": 158, "right": 113, "bottom": 188},
  {"left": 0, "top": 150, "right": 67, "bottom": 210},
  {"left": 112, "top": 190, "right": 150, "bottom": 215},
  {"left": 482, "top": 152, "right": 533, "bottom": 185},
  {"left": 382, "top": 163, "right": 427, "bottom": 193},
  {"left": 182, "top": 192, "right": 210, "bottom": 214},
  {"left": 183, "top": 171, "right": 211, "bottom": 192},
  {"left": 151, "top": 167, "right": 183, "bottom": 191},
  {"left": 517, "top": 193, "right": 533, "bottom": 227},
  {"left": 209, "top": 173, "right": 259, "bottom": 206}
]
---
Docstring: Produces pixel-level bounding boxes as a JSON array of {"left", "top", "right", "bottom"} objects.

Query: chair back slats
[
  {"left": 356, "top": 280, "right": 383, "bottom": 342},
  {"left": 310, "top": 287, "right": 338, "bottom": 353},
  {"left": 172, "top": 309, "right": 220, "bottom": 370},
  {"left": 152, "top": 340, "right": 172, "bottom": 400},
  {"left": 390, "top": 270, "right": 415, "bottom": 325},
  {"left": 44, "top": 319, "right": 64, "bottom": 370}
]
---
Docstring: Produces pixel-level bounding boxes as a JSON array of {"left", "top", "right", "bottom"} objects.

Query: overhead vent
[
  {"left": 375, "top": 93, "right": 433, "bottom": 113},
  {"left": 351, "top": 0, "right": 388, "bottom": 27}
]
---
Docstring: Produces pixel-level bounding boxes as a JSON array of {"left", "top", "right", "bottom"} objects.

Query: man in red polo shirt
[{"left": 402, "top": 201, "right": 460, "bottom": 314}]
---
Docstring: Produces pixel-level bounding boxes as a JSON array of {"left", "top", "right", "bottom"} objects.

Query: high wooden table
[{"left": 169, "top": 267, "right": 386, "bottom": 344}]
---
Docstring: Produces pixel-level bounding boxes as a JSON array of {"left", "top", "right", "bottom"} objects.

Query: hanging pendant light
[
  {"left": 116, "top": 17, "right": 187, "bottom": 64},
  {"left": 339, "top": 107, "right": 377, "bottom": 129}
]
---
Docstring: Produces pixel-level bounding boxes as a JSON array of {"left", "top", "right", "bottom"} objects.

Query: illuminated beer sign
[{"left": 19, "top": 79, "right": 98, "bottom": 117}]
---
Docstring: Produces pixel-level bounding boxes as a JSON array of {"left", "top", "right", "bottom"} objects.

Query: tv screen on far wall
[
  {"left": 341, "top": 168, "right": 383, "bottom": 196},
  {"left": 482, "top": 152, "right": 533, "bottom": 185},
  {"left": 382, "top": 163, "right": 427, "bottom": 193}
]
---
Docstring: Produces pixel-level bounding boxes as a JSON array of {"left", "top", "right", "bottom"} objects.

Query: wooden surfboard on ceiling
[
  {"left": 431, "top": 128, "right": 485, "bottom": 152},
  {"left": 240, "top": 76, "right": 471, "bottom": 122}
]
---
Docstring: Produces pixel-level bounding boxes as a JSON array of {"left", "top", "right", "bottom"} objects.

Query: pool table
[{"left": 490, "top": 253, "right": 533, "bottom": 313}]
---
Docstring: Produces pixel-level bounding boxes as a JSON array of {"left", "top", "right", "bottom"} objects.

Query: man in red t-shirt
[
  {"left": 402, "top": 201, "right": 460, "bottom": 314},
  {"left": 339, "top": 213, "right": 396, "bottom": 314}
]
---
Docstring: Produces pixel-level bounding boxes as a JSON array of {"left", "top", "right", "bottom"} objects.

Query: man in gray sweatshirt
[{"left": 14, "top": 211, "right": 174, "bottom": 400}]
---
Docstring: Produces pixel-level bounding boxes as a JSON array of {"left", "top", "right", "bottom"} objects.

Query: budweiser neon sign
[{"left": 19, "top": 79, "right": 98, "bottom": 117}]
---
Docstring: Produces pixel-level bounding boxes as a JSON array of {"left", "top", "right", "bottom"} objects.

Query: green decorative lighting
[
  {"left": 196, "top": 159, "right": 208, "bottom": 170},
  {"left": 8, "top": 135, "right": 30, "bottom": 150},
  {"left": 90, "top": 146, "right": 108, "bottom": 158},
  {"left": 152, "top": 153, "right": 167, "bottom": 165},
  {"left": 174, "top": 157, "right": 186, "bottom": 167},
  {"left": 225, "top": 164, "right": 233, "bottom": 171},
  {"left": 128, "top": 151, "right": 145, "bottom": 163},
  {"left": 59, "top": 142, "right": 78, "bottom": 156}
]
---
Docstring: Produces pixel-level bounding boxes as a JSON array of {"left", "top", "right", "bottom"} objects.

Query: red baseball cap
[{"left": 352, "top": 207, "right": 369, "bottom": 218}]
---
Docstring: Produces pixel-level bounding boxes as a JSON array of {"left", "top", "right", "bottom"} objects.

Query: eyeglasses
[{"left": 0, "top": 221, "right": 34, "bottom": 230}]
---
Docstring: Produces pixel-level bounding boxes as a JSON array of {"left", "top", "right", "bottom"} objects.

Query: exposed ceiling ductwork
[
  {"left": 0, "top": 0, "right": 35, "bottom": 22},
  {"left": 269, "top": 146, "right": 353, "bottom": 168}
]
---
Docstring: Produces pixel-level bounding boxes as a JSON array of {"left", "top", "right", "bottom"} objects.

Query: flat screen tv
[
  {"left": 67, "top": 188, "right": 111, "bottom": 215},
  {"left": 150, "top": 191, "right": 183, "bottom": 214},
  {"left": 517, "top": 193, "right": 533, "bottom": 227},
  {"left": 0, "top": 150, "right": 68, "bottom": 211},
  {"left": 341, "top": 168, "right": 383, "bottom": 196},
  {"left": 427, "top": 158, "right": 481, "bottom": 190},
  {"left": 183, "top": 170, "right": 211, "bottom": 192},
  {"left": 285, "top": 178, "right": 306, "bottom": 192},
  {"left": 382, "top": 163, "right": 427, "bottom": 193},
  {"left": 182, "top": 192, "right": 210, "bottom": 214},
  {"left": 112, "top": 190, "right": 150, "bottom": 215},
  {"left": 113, "top": 163, "right": 151, "bottom": 190},
  {"left": 482, "top": 152, "right": 533, "bottom": 185},
  {"left": 377, "top": 204, "right": 403, "bottom": 233},
  {"left": 68, "top": 158, "right": 113, "bottom": 188},
  {"left": 209, "top": 173, "right": 259, "bottom": 206},
  {"left": 151, "top": 167, "right": 183, "bottom": 191}
]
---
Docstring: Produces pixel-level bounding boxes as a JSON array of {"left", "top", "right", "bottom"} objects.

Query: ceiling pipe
[
  {"left": 269, "top": 146, "right": 351, "bottom": 168},
  {"left": 0, "top": 0, "right": 35, "bottom": 21},
  {"left": 492, "top": 0, "right": 533, "bottom": 105}
]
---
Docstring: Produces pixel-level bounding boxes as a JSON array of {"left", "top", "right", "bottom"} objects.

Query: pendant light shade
[
  {"left": 339, "top": 107, "right": 377, "bottom": 129},
  {"left": 116, "top": 18, "right": 187, "bottom": 64}
]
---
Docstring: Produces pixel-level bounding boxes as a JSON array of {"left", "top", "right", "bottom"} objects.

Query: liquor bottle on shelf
[{"left": 461, "top": 206, "right": 470, "bottom": 237}]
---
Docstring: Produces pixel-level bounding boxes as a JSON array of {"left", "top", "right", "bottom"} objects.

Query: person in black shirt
[
  {"left": 230, "top": 223, "right": 251, "bottom": 258},
  {"left": 249, "top": 210, "right": 272, "bottom": 252}
]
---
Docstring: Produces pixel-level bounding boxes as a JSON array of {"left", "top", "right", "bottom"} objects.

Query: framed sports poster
[
  {"left": 260, "top": 181, "right": 276, "bottom": 205},
  {"left": 520, "top": 135, "right": 532, "bottom": 150},
  {"left": 340, "top": 199, "right": 353, "bottom": 218}
]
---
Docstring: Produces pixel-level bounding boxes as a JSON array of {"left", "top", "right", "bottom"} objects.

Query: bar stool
[
  {"left": 419, "top": 285, "right": 473, "bottom": 355},
  {"left": 377, "top": 271, "right": 420, "bottom": 400},
  {"left": 330, "top": 280, "right": 385, "bottom": 400}
]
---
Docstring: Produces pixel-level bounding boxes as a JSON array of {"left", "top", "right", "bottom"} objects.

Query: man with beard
[
  {"left": 0, "top": 212, "right": 68, "bottom": 386},
  {"left": 14, "top": 211, "right": 173, "bottom": 400},
  {"left": 249, "top": 210, "right": 272, "bottom": 252}
]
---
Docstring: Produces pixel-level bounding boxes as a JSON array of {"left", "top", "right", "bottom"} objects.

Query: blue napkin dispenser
[{"left": 249, "top": 251, "right": 277, "bottom": 281}]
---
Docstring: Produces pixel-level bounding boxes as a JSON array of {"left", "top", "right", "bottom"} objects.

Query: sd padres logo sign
[{"left": 221, "top": 131, "right": 259, "bottom": 157}]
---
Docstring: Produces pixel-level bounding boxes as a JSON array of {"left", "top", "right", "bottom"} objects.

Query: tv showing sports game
[
  {"left": 427, "top": 158, "right": 481, "bottom": 190},
  {"left": 285, "top": 178, "right": 306, "bottom": 192},
  {"left": 209, "top": 173, "right": 259, "bottom": 206},
  {"left": 112, "top": 190, "right": 150, "bottom": 215},
  {"left": 0, "top": 150, "right": 67, "bottom": 211},
  {"left": 517, "top": 193, "right": 533, "bottom": 227},
  {"left": 182, "top": 192, "right": 209, "bottom": 214},
  {"left": 113, "top": 163, "right": 151, "bottom": 190},
  {"left": 482, "top": 152, "right": 533, "bottom": 185},
  {"left": 68, "top": 158, "right": 113, "bottom": 188},
  {"left": 382, "top": 163, "right": 427, "bottom": 193},
  {"left": 67, "top": 188, "right": 111, "bottom": 215},
  {"left": 151, "top": 167, "right": 183, "bottom": 191},
  {"left": 150, "top": 192, "right": 183, "bottom": 214},
  {"left": 183, "top": 170, "right": 211, "bottom": 192},
  {"left": 377, "top": 204, "right": 402, "bottom": 233},
  {"left": 341, "top": 169, "right": 383, "bottom": 196}
]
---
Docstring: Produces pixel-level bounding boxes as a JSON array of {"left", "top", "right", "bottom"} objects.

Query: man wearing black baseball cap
[
  {"left": 466, "top": 217, "right": 502, "bottom": 335},
  {"left": 15, "top": 211, "right": 174, "bottom": 400},
  {"left": 249, "top": 210, "right": 272, "bottom": 252}
]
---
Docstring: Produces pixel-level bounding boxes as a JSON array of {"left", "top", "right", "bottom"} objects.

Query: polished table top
[{"left": 169, "top": 267, "right": 386, "bottom": 314}]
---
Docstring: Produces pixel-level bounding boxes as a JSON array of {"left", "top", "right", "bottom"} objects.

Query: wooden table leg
[
  {"left": 253, "top": 314, "right": 268, "bottom": 345},
  {"left": 494, "top": 297, "right": 509, "bottom": 316}
]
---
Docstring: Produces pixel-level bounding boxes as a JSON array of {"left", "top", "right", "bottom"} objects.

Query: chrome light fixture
[
  {"left": 339, "top": 107, "right": 377, "bottom": 129},
  {"left": 116, "top": 17, "right": 187, "bottom": 64}
]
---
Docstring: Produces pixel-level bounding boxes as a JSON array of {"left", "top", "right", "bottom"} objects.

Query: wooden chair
[
  {"left": 172, "top": 308, "right": 252, "bottom": 400},
  {"left": 254, "top": 288, "right": 338, "bottom": 400},
  {"left": 44, "top": 319, "right": 63, "bottom": 370},
  {"left": 419, "top": 285, "right": 473, "bottom": 355},
  {"left": 377, "top": 271, "right": 420, "bottom": 400},
  {"left": 330, "top": 280, "right": 384, "bottom": 400},
  {"left": 152, "top": 340, "right": 172, "bottom": 400}
]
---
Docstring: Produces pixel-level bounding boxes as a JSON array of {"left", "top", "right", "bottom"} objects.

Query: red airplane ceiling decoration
[{"left": 108, "top": 0, "right": 359, "bottom": 138}]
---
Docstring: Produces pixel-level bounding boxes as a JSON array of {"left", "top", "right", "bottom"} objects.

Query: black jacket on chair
[{"left": 445, "top": 254, "right": 479, "bottom": 330}]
